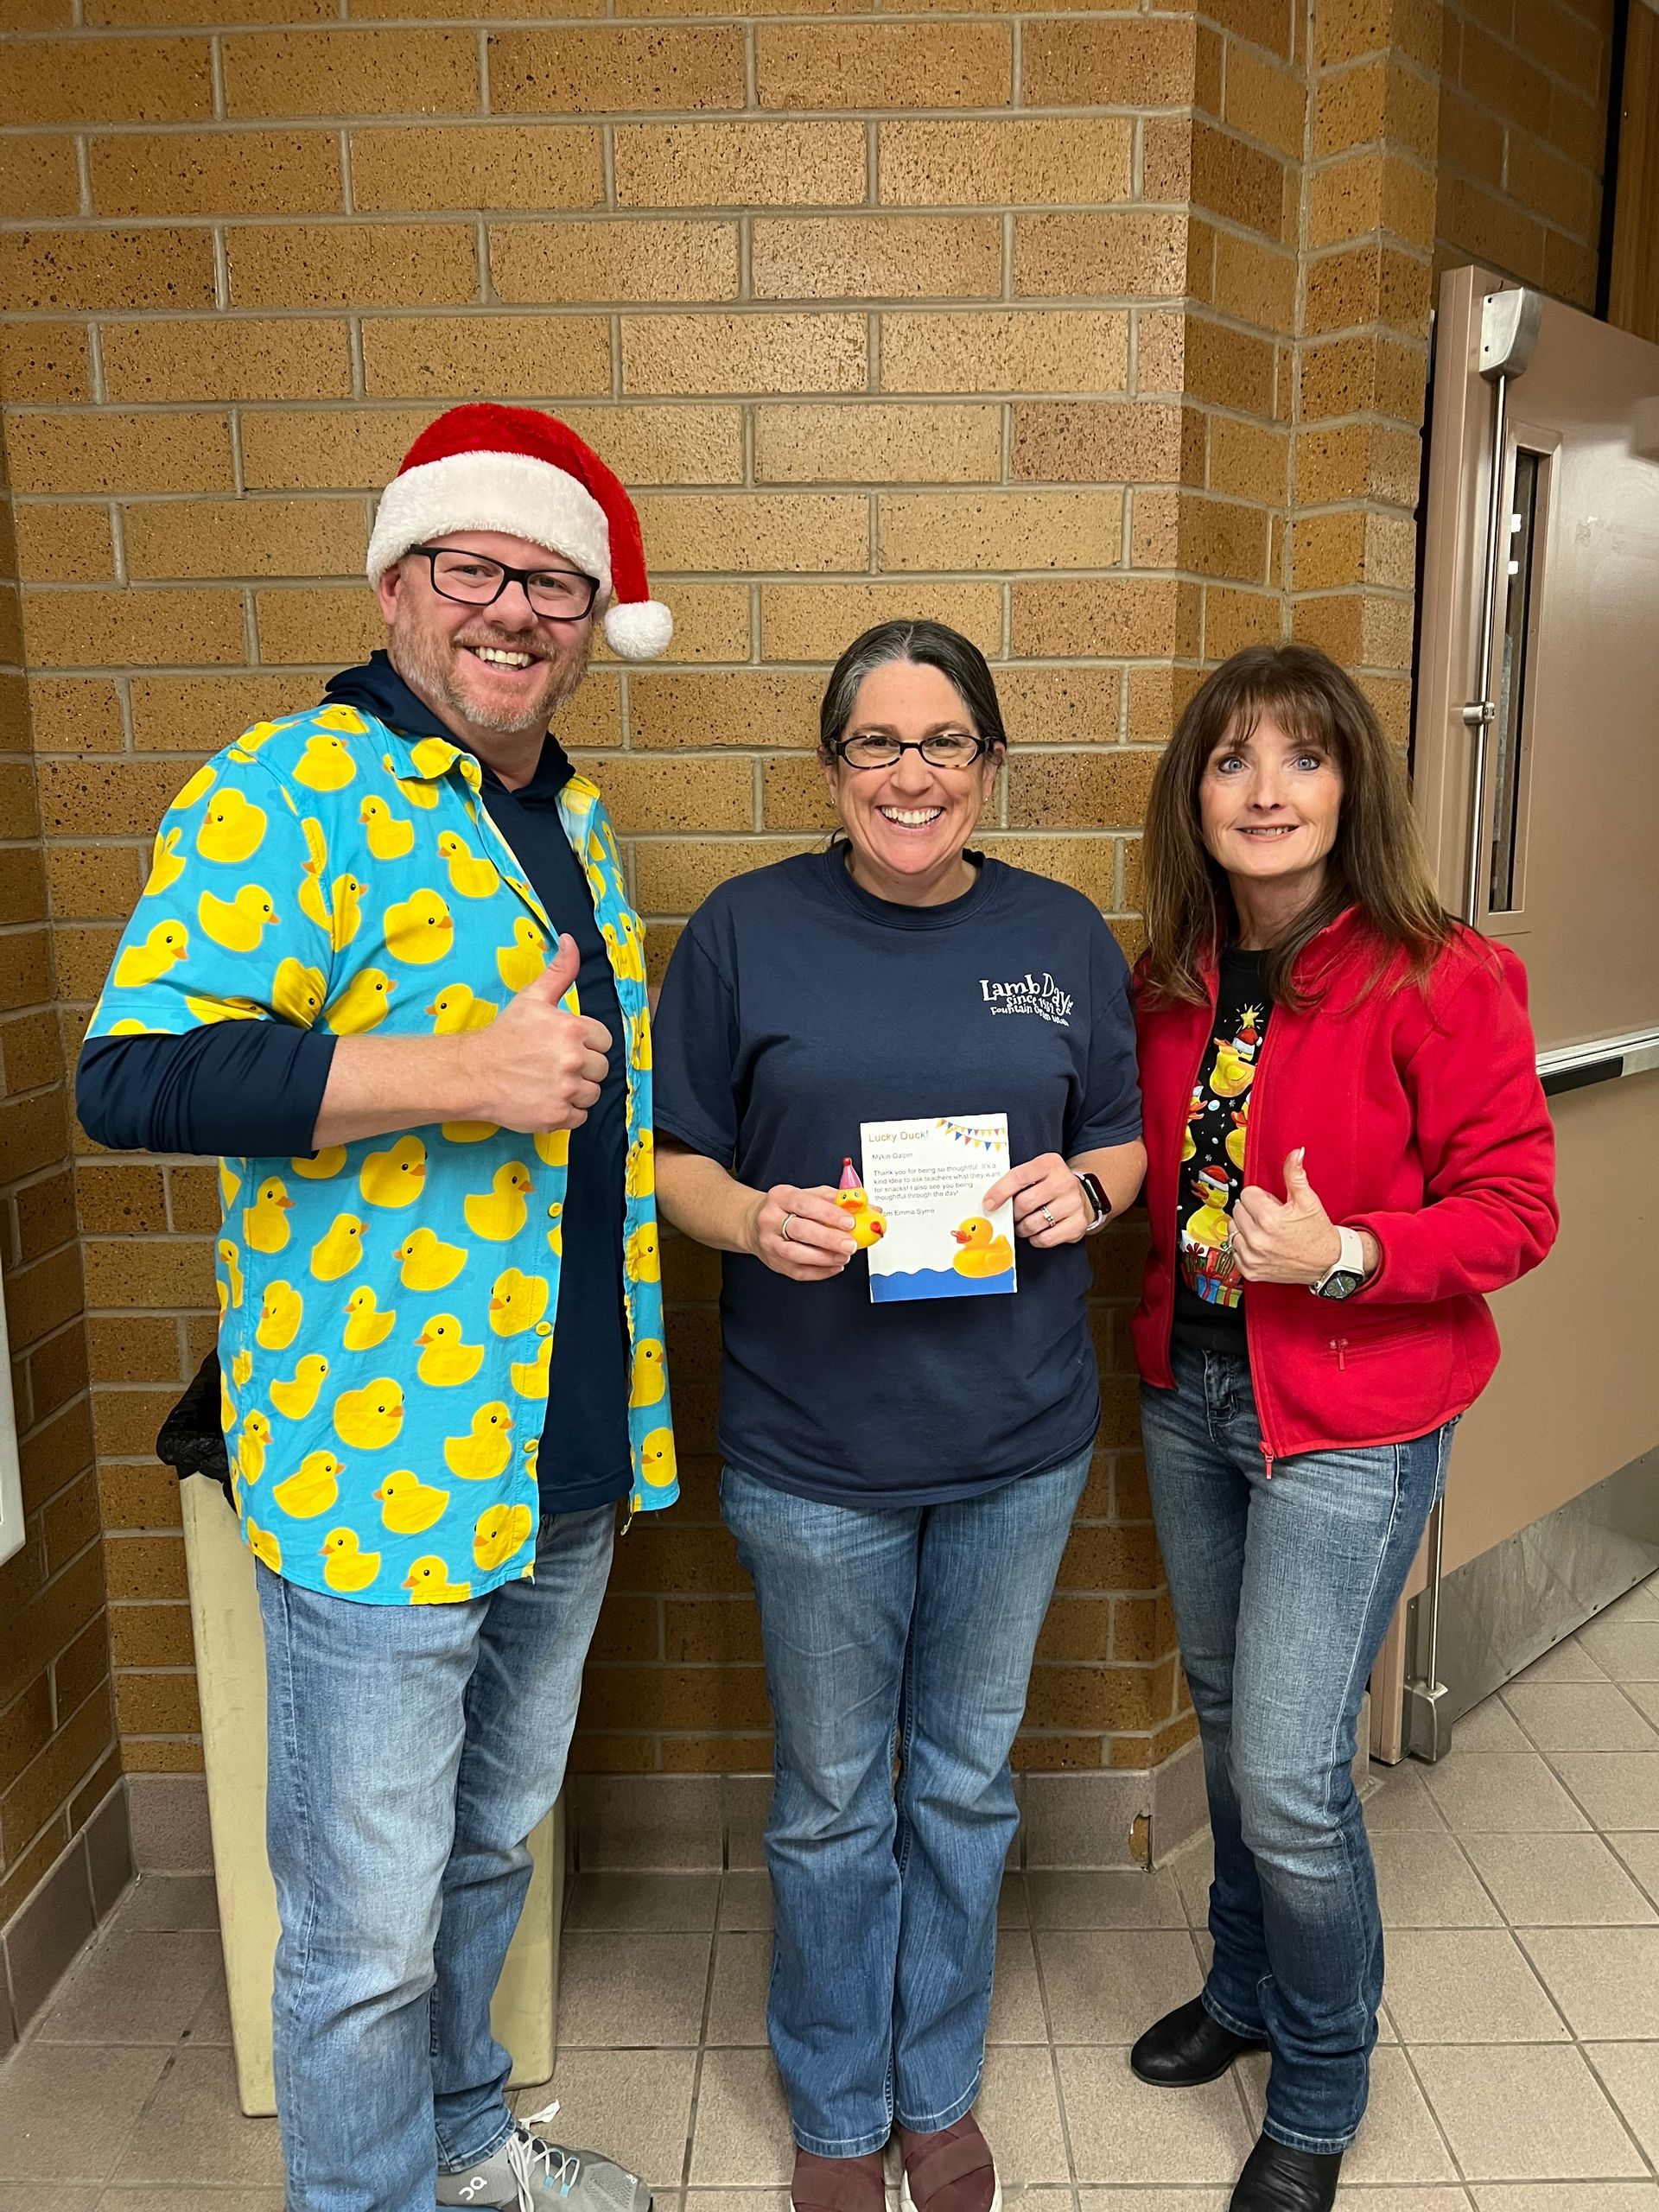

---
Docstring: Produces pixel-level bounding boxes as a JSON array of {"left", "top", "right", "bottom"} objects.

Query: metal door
[{"left": 1373, "top": 266, "right": 1659, "bottom": 1764}]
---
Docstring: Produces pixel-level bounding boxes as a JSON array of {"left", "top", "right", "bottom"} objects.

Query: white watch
[{"left": 1311, "top": 1225, "right": 1368, "bottom": 1301}]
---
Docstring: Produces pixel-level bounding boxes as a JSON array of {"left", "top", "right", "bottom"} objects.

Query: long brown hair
[{"left": 1141, "top": 643, "right": 1455, "bottom": 1008}]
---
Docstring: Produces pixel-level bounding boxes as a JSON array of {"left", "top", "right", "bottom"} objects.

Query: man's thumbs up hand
[
  {"left": 468, "top": 931, "right": 613, "bottom": 1135},
  {"left": 1232, "top": 1145, "right": 1344, "bottom": 1286}
]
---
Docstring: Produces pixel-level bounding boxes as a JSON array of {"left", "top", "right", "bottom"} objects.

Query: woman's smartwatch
[
  {"left": 1075, "top": 1171, "right": 1112, "bottom": 1235},
  {"left": 1312, "top": 1224, "right": 1369, "bottom": 1300}
]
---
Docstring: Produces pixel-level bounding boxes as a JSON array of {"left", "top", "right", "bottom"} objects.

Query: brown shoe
[
  {"left": 790, "top": 2149, "right": 887, "bottom": 2212},
  {"left": 897, "top": 2115, "right": 1000, "bottom": 2212}
]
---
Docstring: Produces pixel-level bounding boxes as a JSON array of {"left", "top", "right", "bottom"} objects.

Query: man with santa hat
[{"left": 79, "top": 407, "right": 678, "bottom": 2212}]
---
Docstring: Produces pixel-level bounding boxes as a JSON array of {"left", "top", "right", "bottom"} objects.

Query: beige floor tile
[
  {"left": 999, "top": 1876, "right": 1031, "bottom": 1929},
  {"left": 1168, "top": 1836, "right": 1215, "bottom": 1924},
  {"left": 1234, "top": 2050, "right": 1456, "bottom": 2185},
  {"left": 1603, "top": 1578, "right": 1659, "bottom": 1624},
  {"left": 1371, "top": 1834, "right": 1501, "bottom": 1928},
  {"left": 1450, "top": 1700, "right": 1531, "bottom": 1753},
  {"left": 1412, "top": 2043, "right": 1646, "bottom": 2180},
  {"left": 974, "top": 2045, "right": 1070, "bottom": 2183},
  {"left": 1520, "top": 1924, "right": 1659, "bottom": 2037},
  {"left": 0, "top": 2186, "right": 103, "bottom": 2211},
  {"left": 99, "top": 2196, "right": 287, "bottom": 2210},
  {"left": 1472, "top": 2190, "right": 1659, "bottom": 2210},
  {"left": 1511, "top": 1637, "right": 1608, "bottom": 1684},
  {"left": 707, "top": 1931, "right": 771, "bottom": 2046},
  {"left": 687, "top": 2049, "right": 791, "bottom": 2187},
  {"left": 1058, "top": 2046, "right": 1254, "bottom": 2184},
  {"left": 0, "top": 2044, "right": 168, "bottom": 2183},
  {"left": 1552, "top": 1754, "right": 1659, "bottom": 1831},
  {"left": 682, "top": 2194, "right": 790, "bottom": 2212},
  {"left": 1038, "top": 1929, "right": 1204, "bottom": 2044},
  {"left": 1580, "top": 1622, "right": 1659, "bottom": 1681},
  {"left": 111, "top": 2046, "right": 284, "bottom": 2189},
  {"left": 108, "top": 1873, "right": 222, "bottom": 1932},
  {"left": 718, "top": 1873, "right": 774, "bottom": 1931},
  {"left": 565, "top": 1873, "right": 721, "bottom": 1932},
  {"left": 1503, "top": 1681, "right": 1659, "bottom": 1754},
  {"left": 1461, "top": 1829, "right": 1657, "bottom": 1926},
  {"left": 1330, "top": 2195, "right": 1473, "bottom": 2209},
  {"left": 988, "top": 1929, "right": 1048, "bottom": 2044},
  {"left": 519, "top": 2047, "right": 696, "bottom": 2190},
  {"left": 1363, "top": 1767, "right": 1449, "bottom": 1834},
  {"left": 1420, "top": 1752, "right": 1588, "bottom": 1834},
  {"left": 1610, "top": 1829, "right": 1659, "bottom": 1902},
  {"left": 1621, "top": 1679, "right": 1659, "bottom": 1729},
  {"left": 184, "top": 1964, "right": 232, "bottom": 2046},
  {"left": 1588, "top": 2040, "right": 1659, "bottom": 2163},
  {"left": 35, "top": 1929, "right": 222, "bottom": 2046},
  {"left": 1382, "top": 1929, "right": 1564, "bottom": 2044},
  {"left": 1024, "top": 1871, "right": 1185, "bottom": 1930},
  {"left": 557, "top": 1930, "right": 712, "bottom": 2048},
  {"left": 1076, "top": 2192, "right": 1228, "bottom": 2210}
]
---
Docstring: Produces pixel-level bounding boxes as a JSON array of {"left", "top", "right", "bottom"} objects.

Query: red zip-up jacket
[{"left": 1132, "top": 911, "right": 1559, "bottom": 1465}]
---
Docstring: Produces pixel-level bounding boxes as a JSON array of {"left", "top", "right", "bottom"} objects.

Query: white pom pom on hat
[{"left": 365, "top": 403, "right": 673, "bottom": 662}]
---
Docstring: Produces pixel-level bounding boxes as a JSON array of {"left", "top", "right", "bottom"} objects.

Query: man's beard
[{"left": 390, "top": 613, "right": 589, "bottom": 734}]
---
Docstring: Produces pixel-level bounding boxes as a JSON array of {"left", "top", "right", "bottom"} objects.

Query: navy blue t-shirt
[{"left": 651, "top": 846, "right": 1141, "bottom": 1507}]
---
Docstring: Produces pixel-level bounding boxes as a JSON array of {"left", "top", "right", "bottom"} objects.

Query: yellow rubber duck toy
[
  {"left": 464, "top": 1163, "right": 533, "bottom": 1243},
  {"left": 626, "top": 1131, "right": 654, "bottom": 1199},
  {"left": 333, "top": 1378, "right": 404, "bottom": 1452},
  {"left": 342, "top": 1285, "right": 396, "bottom": 1351},
  {"left": 243, "top": 1176, "right": 294, "bottom": 1255},
  {"left": 443, "top": 1402, "right": 515, "bottom": 1482},
  {"left": 217, "top": 1237, "right": 245, "bottom": 1308},
  {"left": 273, "top": 957, "right": 327, "bottom": 1027},
  {"left": 314, "top": 704, "right": 367, "bottom": 736},
  {"left": 640, "top": 1426, "right": 677, "bottom": 1490},
  {"left": 427, "top": 983, "right": 497, "bottom": 1034},
  {"left": 1226, "top": 1100, "right": 1249, "bottom": 1173},
  {"left": 1184, "top": 1164, "right": 1235, "bottom": 1252},
  {"left": 320, "top": 1528, "right": 381, "bottom": 1593},
  {"left": 194, "top": 786, "right": 267, "bottom": 864},
  {"left": 237, "top": 1409, "right": 272, "bottom": 1484},
  {"left": 950, "top": 1217, "right": 1015, "bottom": 1279},
  {"left": 114, "top": 919, "right": 188, "bottom": 989},
  {"left": 545, "top": 1200, "right": 563, "bottom": 1258},
  {"left": 496, "top": 919, "right": 547, "bottom": 993},
  {"left": 198, "top": 884, "right": 279, "bottom": 954},
  {"left": 628, "top": 1008, "right": 652, "bottom": 1071},
  {"left": 1181, "top": 1084, "right": 1205, "bottom": 1163},
  {"left": 359, "top": 795, "right": 415, "bottom": 861},
  {"left": 374, "top": 1468, "right": 448, "bottom": 1536},
  {"left": 416, "top": 1315, "right": 486, "bottom": 1389},
  {"left": 509, "top": 1326, "right": 553, "bottom": 1400},
  {"left": 143, "top": 825, "right": 185, "bottom": 897},
  {"left": 625, "top": 1222, "right": 660, "bottom": 1282},
  {"left": 230, "top": 1348, "right": 254, "bottom": 1389},
  {"left": 273, "top": 1450, "right": 343, "bottom": 1519},
  {"left": 407, "top": 735, "right": 461, "bottom": 779},
  {"left": 382, "top": 752, "right": 440, "bottom": 810},
  {"left": 836, "top": 1160, "right": 887, "bottom": 1249},
  {"left": 326, "top": 967, "right": 395, "bottom": 1036},
  {"left": 488, "top": 1267, "right": 549, "bottom": 1337},
  {"left": 299, "top": 869, "right": 365, "bottom": 950},
  {"left": 173, "top": 761, "right": 217, "bottom": 810},
  {"left": 219, "top": 1160, "right": 242, "bottom": 1209},
  {"left": 292, "top": 1145, "right": 347, "bottom": 1181},
  {"left": 445, "top": 1118, "right": 500, "bottom": 1145},
  {"left": 1208, "top": 1011, "right": 1261, "bottom": 1100},
  {"left": 359, "top": 1134, "right": 427, "bottom": 1210},
  {"left": 404, "top": 1555, "right": 472, "bottom": 1604},
  {"left": 220, "top": 1370, "right": 238, "bottom": 1434},
  {"left": 309, "top": 1212, "right": 366, "bottom": 1282},
  {"left": 270, "top": 1353, "right": 331, "bottom": 1422},
  {"left": 473, "top": 1502, "right": 534, "bottom": 1573},
  {"left": 393, "top": 1225, "right": 468, "bottom": 1292},
  {"left": 256, "top": 1279, "right": 303, "bottom": 1351},
  {"left": 436, "top": 832, "right": 501, "bottom": 899},
  {"left": 629, "top": 1337, "right": 666, "bottom": 1408},
  {"left": 533, "top": 1128, "right": 569, "bottom": 1169},
  {"left": 245, "top": 1516, "right": 282, "bottom": 1573},
  {"left": 384, "top": 890, "right": 454, "bottom": 967},
  {"left": 601, "top": 919, "right": 646, "bottom": 984},
  {"left": 294, "top": 734, "right": 357, "bottom": 792}
]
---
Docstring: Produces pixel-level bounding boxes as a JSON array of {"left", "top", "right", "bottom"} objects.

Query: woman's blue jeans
[
  {"left": 1140, "top": 1342, "right": 1452, "bottom": 2156},
  {"left": 721, "top": 1449, "right": 1091, "bottom": 2158}
]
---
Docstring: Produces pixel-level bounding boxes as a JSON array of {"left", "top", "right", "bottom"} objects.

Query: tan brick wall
[
  {"left": 0, "top": 418, "right": 116, "bottom": 1936},
  {"left": 0, "top": 0, "right": 1613, "bottom": 1782}
]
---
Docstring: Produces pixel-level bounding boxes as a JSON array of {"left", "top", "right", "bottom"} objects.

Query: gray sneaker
[{"left": 437, "top": 2102, "right": 652, "bottom": 2212}]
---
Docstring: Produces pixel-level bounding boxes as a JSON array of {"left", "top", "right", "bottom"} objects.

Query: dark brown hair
[
  {"left": 817, "top": 620, "right": 1009, "bottom": 757},
  {"left": 1141, "top": 642, "right": 1455, "bottom": 1008}
]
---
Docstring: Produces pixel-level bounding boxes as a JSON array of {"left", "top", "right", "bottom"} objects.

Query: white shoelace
[{"left": 504, "top": 2103, "right": 583, "bottom": 2212}]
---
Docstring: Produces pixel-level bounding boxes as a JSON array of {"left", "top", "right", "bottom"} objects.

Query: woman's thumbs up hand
[{"left": 1231, "top": 1147, "right": 1344, "bottom": 1285}]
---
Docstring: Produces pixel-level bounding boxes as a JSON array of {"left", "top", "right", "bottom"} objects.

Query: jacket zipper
[{"left": 1332, "top": 1337, "right": 1348, "bottom": 1370}]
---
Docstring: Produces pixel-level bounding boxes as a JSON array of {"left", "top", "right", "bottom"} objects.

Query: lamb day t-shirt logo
[{"left": 979, "top": 970, "right": 1073, "bottom": 1025}]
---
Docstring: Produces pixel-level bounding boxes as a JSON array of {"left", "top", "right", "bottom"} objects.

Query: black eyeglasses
[
  {"left": 829, "top": 730, "right": 992, "bottom": 771},
  {"left": 410, "top": 546, "right": 601, "bottom": 623}
]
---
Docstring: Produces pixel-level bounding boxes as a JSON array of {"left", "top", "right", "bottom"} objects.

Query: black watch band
[{"left": 1076, "top": 1170, "right": 1111, "bottom": 1230}]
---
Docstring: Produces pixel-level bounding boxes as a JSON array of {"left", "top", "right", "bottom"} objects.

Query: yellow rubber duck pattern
[{"left": 86, "top": 702, "right": 676, "bottom": 1605}]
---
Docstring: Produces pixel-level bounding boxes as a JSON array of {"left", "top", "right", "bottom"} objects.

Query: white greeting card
[{"left": 855, "top": 1115, "right": 1018, "bottom": 1305}]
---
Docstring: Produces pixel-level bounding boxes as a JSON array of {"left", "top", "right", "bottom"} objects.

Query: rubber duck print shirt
[{"left": 84, "top": 702, "right": 676, "bottom": 1605}]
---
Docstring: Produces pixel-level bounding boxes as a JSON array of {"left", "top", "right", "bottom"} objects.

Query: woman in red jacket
[{"left": 1128, "top": 644, "right": 1556, "bottom": 2212}]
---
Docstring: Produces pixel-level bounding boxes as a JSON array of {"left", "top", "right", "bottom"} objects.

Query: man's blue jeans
[
  {"left": 721, "top": 1449, "right": 1091, "bottom": 2158},
  {"left": 1140, "top": 1343, "right": 1452, "bottom": 2156},
  {"left": 255, "top": 1503, "right": 614, "bottom": 2212}
]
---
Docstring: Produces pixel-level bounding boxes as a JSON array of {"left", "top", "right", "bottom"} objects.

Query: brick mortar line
[{"left": 0, "top": 101, "right": 1217, "bottom": 134}]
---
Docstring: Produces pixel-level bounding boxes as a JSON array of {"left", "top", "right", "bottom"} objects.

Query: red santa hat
[{"left": 365, "top": 403, "right": 673, "bottom": 662}]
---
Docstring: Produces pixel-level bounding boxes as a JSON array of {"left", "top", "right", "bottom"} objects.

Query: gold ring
[{"left": 781, "top": 1213, "right": 796, "bottom": 1242}]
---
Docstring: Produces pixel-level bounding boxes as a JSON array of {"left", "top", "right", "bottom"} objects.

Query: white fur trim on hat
[
  {"left": 603, "top": 600, "right": 675, "bottom": 661},
  {"left": 365, "top": 450, "right": 611, "bottom": 592}
]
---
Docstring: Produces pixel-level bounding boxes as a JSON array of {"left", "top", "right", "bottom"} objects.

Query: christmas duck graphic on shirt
[{"left": 1180, "top": 994, "right": 1265, "bottom": 1310}]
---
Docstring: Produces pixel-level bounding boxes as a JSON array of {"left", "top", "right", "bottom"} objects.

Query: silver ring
[
  {"left": 780, "top": 1212, "right": 796, "bottom": 1243},
  {"left": 1041, "top": 1205, "right": 1056, "bottom": 1228}
]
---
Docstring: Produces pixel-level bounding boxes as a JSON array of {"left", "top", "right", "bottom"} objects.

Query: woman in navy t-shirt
[{"left": 652, "top": 622, "right": 1145, "bottom": 2212}]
